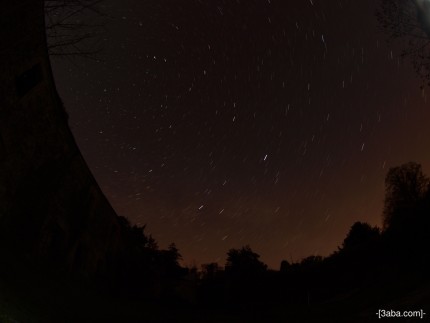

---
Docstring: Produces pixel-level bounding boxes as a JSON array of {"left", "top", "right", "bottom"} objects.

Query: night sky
[{"left": 52, "top": 0, "right": 430, "bottom": 268}]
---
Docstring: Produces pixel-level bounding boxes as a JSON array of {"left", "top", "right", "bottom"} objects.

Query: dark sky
[{"left": 52, "top": 0, "right": 430, "bottom": 268}]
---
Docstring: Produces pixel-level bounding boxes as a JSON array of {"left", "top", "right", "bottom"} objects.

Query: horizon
[{"left": 52, "top": 0, "right": 430, "bottom": 269}]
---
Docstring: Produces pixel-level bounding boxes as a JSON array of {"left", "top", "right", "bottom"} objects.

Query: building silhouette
[{"left": 0, "top": 0, "right": 123, "bottom": 277}]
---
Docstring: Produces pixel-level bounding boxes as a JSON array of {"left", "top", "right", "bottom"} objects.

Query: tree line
[{"left": 112, "top": 162, "right": 429, "bottom": 313}]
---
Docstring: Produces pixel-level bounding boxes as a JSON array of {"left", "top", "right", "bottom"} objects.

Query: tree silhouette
[
  {"left": 166, "top": 242, "right": 182, "bottom": 267},
  {"left": 379, "top": 162, "right": 430, "bottom": 269},
  {"left": 377, "top": 0, "right": 430, "bottom": 84},
  {"left": 201, "top": 262, "right": 220, "bottom": 280},
  {"left": 341, "top": 222, "right": 380, "bottom": 252},
  {"left": 299, "top": 255, "right": 323, "bottom": 269},
  {"left": 383, "top": 162, "right": 429, "bottom": 231},
  {"left": 280, "top": 259, "right": 291, "bottom": 273},
  {"left": 225, "top": 245, "right": 267, "bottom": 275}
]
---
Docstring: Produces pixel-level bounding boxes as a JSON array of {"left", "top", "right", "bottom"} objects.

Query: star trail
[{"left": 52, "top": 0, "right": 430, "bottom": 268}]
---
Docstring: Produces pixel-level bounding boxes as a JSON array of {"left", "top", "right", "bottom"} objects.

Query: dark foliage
[
  {"left": 2, "top": 162, "right": 430, "bottom": 321},
  {"left": 196, "top": 161, "right": 430, "bottom": 321},
  {"left": 111, "top": 217, "right": 185, "bottom": 299},
  {"left": 341, "top": 222, "right": 381, "bottom": 252},
  {"left": 225, "top": 245, "right": 267, "bottom": 276},
  {"left": 377, "top": 0, "right": 430, "bottom": 85},
  {"left": 279, "top": 259, "right": 291, "bottom": 273},
  {"left": 383, "top": 162, "right": 429, "bottom": 230}
]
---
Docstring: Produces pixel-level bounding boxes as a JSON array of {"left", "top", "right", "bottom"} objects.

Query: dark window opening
[{"left": 16, "top": 64, "right": 43, "bottom": 97}]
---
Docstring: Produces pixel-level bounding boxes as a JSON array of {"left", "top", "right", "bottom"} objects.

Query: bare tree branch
[
  {"left": 44, "top": 0, "right": 108, "bottom": 60},
  {"left": 377, "top": 0, "right": 430, "bottom": 85}
]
